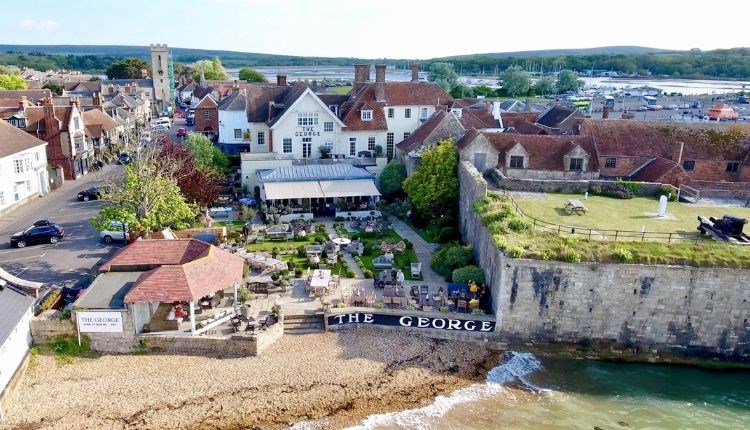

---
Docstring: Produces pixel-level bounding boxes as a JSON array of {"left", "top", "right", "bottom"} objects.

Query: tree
[
  {"left": 92, "top": 146, "right": 197, "bottom": 237},
  {"left": 402, "top": 139, "right": 459, "bottom": 213},
  {"left": 159, "top": 140, "right": 221, "bottom": 206},
  {"left": 174, "top": 63, "right": 195, "bottom": 83},
  {"left": 431, "top": 243, "right": 473, "bottom": 278},
  {"left": 500, "top": 66, "right": 530, "bottom": 97},
  {"left": 379, "top": 160, "right": 407, "bottom": 199},
  {"left": 427, "top": 62, "right": 458, "bottom": 92},
  {"left": 239, "top": 67, "right": 267, "bottom": 83},
  {"left": 42, "top": 82, "right": 63, "bottom": 96},
  {"left": 534, "top": 76, "right": 556, "bottom": 96},
  {"left": 105, "top": 58, "right": 150, "bottom": 79},
  {"left": 556, "top": 70, "right": 584, "bottom": 93},
  {"left": 192, "top": 57, "right": 229, "bottom": 81},
  {"left": 449, "top": 83, "right": 471, "bottom": 99},
  {"left": 0, "top": 74, "right": 27, "bottom": 90},
  {"left": 183, "top": 132, "right": 227, "bottom": 172},
  {"left": 472, "top": 85, "right": 496, "bottom": 97}
]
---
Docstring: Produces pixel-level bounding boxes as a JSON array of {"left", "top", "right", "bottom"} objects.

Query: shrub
[
  {"left": 507, "top": 216, "right": 531, "bottom": 232},
  {"left": 271, "top": 247, "right": 279, "bottom": 258},
  {"left": 363, "top": 269, "right": 373, "bottom": 278},
  {"left": 431, "top": 244, "right": 474, "bottom": 277},
  {"left": 659, "top": 186, "right": 677, "bottom": 201},
  {"left": 315, "top": 236, "right": 325, "bottom": 244},
  {"left": 40, "top": 290, "right": 61, "bottom": 312},
  {"left": 562, "top": 250, "right": 582, "bottom": 263},
  {"left": 492, "top": 234, "right": 508, "bottom": 251},
  {"left": 451, "top": 265, "right": 485, "bottom": 284},
  {"left": 60, "top": 309, "right": 72, "bottom": 320},
  {"left": 297, "top": 245, "right": 306, "bottom": 258},
  {"left": 403, "top": 239, "right": 413, "bottom": 249},
  {"left": 295, "top": 268, "right": 303, "bottom": 277},
  {"left": 439, "top": 306, "right": 449, "bottom": 313},
  {"left": 346, "top": 269, "right": 357, "bottom": 278},
  {"left": 471, "top": 308, "right": 485, "bottom": 315},
  {"left": 540, "top": 249, "right": 555, "bottom": 260},
  {"left": 374, "top": 302, "right": 385, "bottom": 309},
  {"left": 437, "top": 226, "right": 458, "bottom": 242},
  {"left": 614, "top": 247, "right": 634, "bottom": 262},
  {"left": 616, "top": 178, "right": 642, "bottom": 194},
  {"left": 589, "top": 185, "right": 602, "bottom": 195},
  {"left": 270, "top": 273, "right": 280, "bottom": 281},
  {"left": 351, "top": 234, "right": 360, "bottom": 241},
  {"left": 286, "top": 261, "right": 296, "bottom": 270},
  {"left": 237, "top": 285, "right": 251, "bottom": 303},
  {"left": 334, "top": 216, "right": 346, "bottom": 222},
  {"left": 507, "top": 246, "right": 525, "bottom": 258}
]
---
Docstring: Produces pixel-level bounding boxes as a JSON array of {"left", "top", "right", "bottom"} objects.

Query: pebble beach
[{"left": 2, "top": 327, "right": 497, "bottom": 429}]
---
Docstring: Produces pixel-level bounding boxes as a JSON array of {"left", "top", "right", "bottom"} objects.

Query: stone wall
[
  {"left": 458, "top": 161, "right": 750, "bottom": 362},
  {"left": 489, "top": 169, "right": 674, "bottom": 197},
  {"left": 30, "top": 310, "right": 76, "bottom": 343}
]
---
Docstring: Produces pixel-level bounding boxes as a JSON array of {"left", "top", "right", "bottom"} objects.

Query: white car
[
  {"left": 100, "top": 221, "right": 129, "bottom": 244},
  {"left": 150, "top": 117, "right": 171, "bottom": 128}
]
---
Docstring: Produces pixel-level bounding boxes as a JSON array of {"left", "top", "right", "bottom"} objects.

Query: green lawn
[
  {"left": 513, "top": 193, "right": 750, "bottom": 235},
  {"left": 333, "top": 224, "right": 418, "bottom": 273},
  {"left": 244, "top": 226, "right": 328, "bottom": 253}
]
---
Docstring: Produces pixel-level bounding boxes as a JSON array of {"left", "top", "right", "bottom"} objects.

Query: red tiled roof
[
  {"left": 580, "top": 119, "right": 750, "bottom": 161},
  {"left": 501, "top": 112, "right": 539, "bottom": 127},
  {"left": 630, "top": 157, "right": 683, "bottom": 182},
  {"left": 340, "top": 86, "right": 387, "bottom": 131},
  {"left": 459, "top": 108, "right": 501, "bottom": 130},
  {"left": 511, "top": 120, "right": 546, "bottom": 135},
  {"left": 83, "top": 109, "right": 118, "bottom": 132},
  {"left": 108, "top": 239, "right": 244, "bottom": 303},
  {"left": 397, "top": 110, "right": 465, "bottom": 152},
  {"left": 0, "top": 119, "right": 47, "bottom": 158},
  {"left": 483, "top": 133, "right": 599, "bottom": 171}
]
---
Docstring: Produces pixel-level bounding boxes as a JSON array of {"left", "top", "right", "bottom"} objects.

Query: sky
[{"left": 0, "top": 0, "right": 746, "bottom": 59}]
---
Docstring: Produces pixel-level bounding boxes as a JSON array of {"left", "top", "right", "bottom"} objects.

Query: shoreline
[{"left": 1, "top": 327, "right": 498, "bottom": 430}]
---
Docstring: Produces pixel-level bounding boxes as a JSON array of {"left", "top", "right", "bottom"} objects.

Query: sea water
[{"left": 347, "top": 352, "right": 750, "bottom": 430}]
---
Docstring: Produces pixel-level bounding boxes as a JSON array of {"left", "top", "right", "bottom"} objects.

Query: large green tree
[
  {"left": 379, "top": 160, "right": 407, "bottom": 199},
  {"left": 500, "top": 66, "right": 530, "bottom": 97},
  {"left": 556, "top": 70, "right": 584, "bottom": 93},
  {"left": 0, "top": 74, "right": 27, "bottom": 90},
  {"left": 192, "top": 57, "right": 229, "bottom": 81},
  {"left": 184, "top": 132, "right": 228, "bottom": 172},
  {"left": 42, "top": 82, "right": 63, "bottom": 96},
  {"left": 534, "top": 76, "right": 557, "bottom": 96},
  {"left": 239, "top": 67, "right": 268, "bottom": 83},
  {"left": 428, "top": 62, "right": 458, "bottom": 92},
  {"left": 403, "top": 139, "right": 459, "bottom": 213},
  {"left": 105, "top": 58, "right": 150, "bottom": 79}
]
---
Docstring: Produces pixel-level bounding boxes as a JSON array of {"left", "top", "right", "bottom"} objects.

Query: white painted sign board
[{"left": 77, "top": 311, "right": 124, "bottom": 333}]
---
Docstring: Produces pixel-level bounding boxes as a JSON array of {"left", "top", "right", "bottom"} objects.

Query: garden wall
[
  {"left": 489, "top": 169, "right": 674, "bottom": 197},
  {"left": 459, "top": 161, "right": 750, "bottom": 362}
]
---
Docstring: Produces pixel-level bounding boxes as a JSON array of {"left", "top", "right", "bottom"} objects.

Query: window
[
  {"left": 73, "top": 117, "right": 80, "bottom": 129},
  {"left": 24, "top": 158, "right": 31, "bottom": 171},
  {"left": 328, "top": 105, "right": 338, "bottom": 115},
  {"left": 324, "top": 121, "right": 334, "bottom": 132},
  {"left": 26, "top": 180, "right": 31, "bottom": 192},
  {"left": 361, "top": 110, "right": 373, "bottom": 121},
  {"left": 203, "top": 110, "right": 210, "bottom": 119},
  {"left": 0, "top": 192, "right": 4, "bottom": 206},
  {"left": 349, "top": 137, "right": 357, "bottom": 156},
  {"left": 509, "top": 155, "right": 524, "bottom": 169},
  {"left": 726, "top": 161, "right": 741, "bottom": 172},
  {"left": 387, "top": 108, "right": 394, "bottom": 119},
  {"left": 283, "top": 138, "right": 292, "bottom": 154},
  {"left": 234, "top": 129, "right": 242, "bottom": 139},
  {"left": 302, "top": 137, "right": 312, "bottom": 158},
  {"left": 35, "top": 152, "right": 40, "bottom": 162},
  {"left": 386, "top": 132, "right": 394, "bottom": 159},
  {"left": 604, "top": 157, "right": 617, "bottom": 168},
  {"left": 257, "top": 132, "right": 265, "bottom": 145},
  {"left": 451, "top": 108, "right": 463, "bottom": 119},
  {"left": 368, "top": 137, "right": 376, "bottom": 151},
  {"left": 324, "top": 140, "right": 334, "bottom": 152},
  {"left": 14, "top": 159, "right": 23, "bottom": 174},
  {"left": 419, "top": 107, "right": 428, "bottom": 119},
  {"left": 404, "top": 108, "right": 411, "bottom": 119},
  {"left": 403, "top": 132, "right": 411, "bottom": 141},
  {"left": 297, "top": 112, "right": 319, "bottom": 126},
  {"left": 682, "top": 160, "right": 695, "bottom": 171},
  {"left": 569, "top": 157, "right": 584, "bottom": 171}
]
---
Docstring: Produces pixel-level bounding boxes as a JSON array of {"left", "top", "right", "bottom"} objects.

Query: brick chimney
[
  {"left": 411, "top": 63, "right": 420, "bottom": 82},
  {"left": 93, "top": 92, "right": 103, "bottom": 111},
  {"left": 42, "top": 97, "right": 55, "bottom": 123},
  {"left": 375, "top": 65, "right": 386, "bottom": 102},
  {"left": 277, "top": 74, "right": 287, "bottom": 87},
  {"left": 19, "top": 95, "right": 28, "bottom": 110},
  {"left": 353, "top": 64, "right": 371, "bottom": 94},
  {"left": 124, "top": 84, "right": 131, "bottom": 94},
  {"left": 108, "top": 84, "right": 114, "bottom": 95},
  {"left": 232, "top": 80, "right": 240, "bottom": 94},
  {"left": 672, "top": 141, "right": 684, "bottom": 165}
]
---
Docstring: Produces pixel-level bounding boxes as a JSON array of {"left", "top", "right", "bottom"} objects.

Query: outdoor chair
[
  {"left": 420, "top": 285, "right": 429, "bottom": 296},
  {"left": 410, "top": 285, "right": 419, "bottom": 300}
]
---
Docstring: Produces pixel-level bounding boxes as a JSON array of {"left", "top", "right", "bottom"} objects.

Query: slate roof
[
  {"left": 102, "top": 78, "right": 153, "bottom": 88},
  {"left": 217, "top": 91, "right": 246, "bottom": 111},
  {"left": 103, "top": 93, "right": 144, "bottom": 110},
  {"left": 244, "top": 82, "right": 310, "bottom": 125},
  {"left": 580, "top": 119, "right": 750, "bottom": 161},
  {"left": 317, "top": 94, "right": 350, "bottom": 106},
  {"left": 258, "top": 164, "right": 375, "bottom": 182},
  {"left": 0, "top": 286, "right": 34, "bottom": 346},
  {"left": 192, "top": 85, "right": 215, "bottom": 100},
  {"left": 537, "top": 106, "right": 576, "bottom": 128}
]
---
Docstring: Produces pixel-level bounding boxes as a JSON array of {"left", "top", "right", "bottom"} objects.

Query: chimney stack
[
  {"left": 411, "top": 63, "right": 420, "bottom": 82},
  {"left": 353, "top": 64, "right": 371, "bottom": 94},
  {"left": 375, "top": 65, "right": 386, "bottom": 83},
  {"left": 277, "top": 74, "right": 287, "bottom": 87},
  {"left": 93, "top": 92, "right": 102, "bottom": 111},
  {"left": 42, "top": 97, "right": 54, "bottom": 121},
  {"left": 108, "top": 84, "right": 114, "bottom": 95},
  {"left": 232, "top": 80, "right": 240, "bottom": 94},
  {"left": 374, "top": 65, "right": 386, "bottom": 102},
  {"left": 19, "top": 95, "right": 28, "bottom": 110}
]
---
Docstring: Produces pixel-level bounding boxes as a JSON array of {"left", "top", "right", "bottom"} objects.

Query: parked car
[
  {"left": 10, "top": 224, "right": 65, "bottom": 248},
  {"left": 77, "top": 186, "right": 107, "bottom": 201},
  {"left": 177, "top": 127, "right": 187, "bottom": 137},
  {"left": 100, "top": 221, "right": 129, "bottom": 244},
  {"left": 151, "top": 123, "right": 170, "bottom": 132},
  {"left": 33, "top": 219, "right": 52, "bottom": 227},
  {"left": 118, "top": 153, "right": 131, "bottom": 165},
  {"left": 186, "top": 115, "right": 195, "bottom": 126}
]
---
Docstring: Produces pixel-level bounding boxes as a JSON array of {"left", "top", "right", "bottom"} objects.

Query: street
[{"left": 0, "top": 165, "right": 123, "bottom": 287}]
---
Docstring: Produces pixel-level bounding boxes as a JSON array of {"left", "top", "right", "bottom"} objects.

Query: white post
[
  {"left": 233, "top": 282, "right": 239, "bottom": 312},
  {"left": 189, "top": 301, "right": 196, "bottom": 334}
]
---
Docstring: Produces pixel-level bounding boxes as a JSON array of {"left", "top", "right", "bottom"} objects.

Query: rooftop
[
  {"left": 0, "top": 286, "right": 34, "bottom": 345},
  {"left": 258, "top": 164, "right": 375, "bottom": 183},
  {"left": 75, "top": 271, "right": 145, "bottom": 309}
]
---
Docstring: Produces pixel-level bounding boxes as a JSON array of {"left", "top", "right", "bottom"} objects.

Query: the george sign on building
[
  {"left": 327, "top": 312, "right": 495, "bottom": 332},
  {"left": 76, "top": 311, "right": 124, "bottom": 333}
]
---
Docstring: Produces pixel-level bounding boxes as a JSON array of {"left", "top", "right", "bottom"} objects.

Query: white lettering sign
[{"left": 77, "top": 311, "right": 124, "bottom": 333}]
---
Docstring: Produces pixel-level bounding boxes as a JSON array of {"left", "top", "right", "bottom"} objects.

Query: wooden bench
[
  {"left": 564, "top": 199, "right": 588, "bottom": 215},
  {"left": 247, "top": 282, "right": 270, "bottom": 298}
]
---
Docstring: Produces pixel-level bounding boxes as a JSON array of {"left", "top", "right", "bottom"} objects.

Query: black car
[
  {"left": 77, "top": 186, "right": 107, "bottom": 201},
  {"left": 10, "top": 224, "right": 65, "bottom": 248},
  {"left": 118, "top": 153, "right": 131, "bottom": 165}
]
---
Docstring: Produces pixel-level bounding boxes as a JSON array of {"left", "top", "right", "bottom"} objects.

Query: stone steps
[{"left": 284, "top": 314, "right": 325, "bottom": 334}]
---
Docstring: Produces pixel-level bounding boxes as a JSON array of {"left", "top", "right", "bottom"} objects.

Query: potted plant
[{"left": 319, "top": 146, "right": 332, "bottom": 159}]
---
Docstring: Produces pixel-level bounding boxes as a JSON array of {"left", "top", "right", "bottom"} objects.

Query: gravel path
[{"left": 2, "top": 328, "right": 497, "bottom": 429}]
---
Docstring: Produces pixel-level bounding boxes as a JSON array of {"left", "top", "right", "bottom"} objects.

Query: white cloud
[{"left": 18, "top": 19, "right": 59, "bottom": 31}]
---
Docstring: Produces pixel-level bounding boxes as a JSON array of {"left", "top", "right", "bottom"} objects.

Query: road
[{"left": 0, "top": 165, "right": 124, "bottom": 287}]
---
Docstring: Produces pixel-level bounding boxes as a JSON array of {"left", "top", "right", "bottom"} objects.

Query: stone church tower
[{"left": 150, "top": 43, "right": 171, "bottom": 113}]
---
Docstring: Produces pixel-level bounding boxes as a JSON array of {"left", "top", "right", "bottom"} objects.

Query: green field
[{"left": 513, "top": 193, "right": 750, "bottom": 235}]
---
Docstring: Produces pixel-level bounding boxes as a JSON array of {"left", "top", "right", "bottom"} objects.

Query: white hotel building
[{"left": 0, "top": 120, "right": 49, "bottom": 217}]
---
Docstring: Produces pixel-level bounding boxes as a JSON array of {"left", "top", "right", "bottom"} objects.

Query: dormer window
[
  {"left": 328, "top": 105, "right": 338, "bottom": 115},
  {"left": 361, "top": 110, "right": 373, "bottom": 121},
  {"left": 451, "top": 108, "right": 463, "bottom": 119}
]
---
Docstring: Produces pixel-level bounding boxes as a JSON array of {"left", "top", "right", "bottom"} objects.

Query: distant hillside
[{"left": 439, "top": 46, "right": 673, "bottom": 60}]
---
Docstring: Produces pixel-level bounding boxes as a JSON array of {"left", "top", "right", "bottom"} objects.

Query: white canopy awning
[
  {"left": 263, "top": 181, "right": 324, "bottom": 200},
  {"left": 319, "top": 179, "right": 381, "bottom": 198}
]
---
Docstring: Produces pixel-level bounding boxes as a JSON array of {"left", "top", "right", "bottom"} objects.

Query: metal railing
[{"left": 499, "top": 193, "right": 703, "bottom": 243}]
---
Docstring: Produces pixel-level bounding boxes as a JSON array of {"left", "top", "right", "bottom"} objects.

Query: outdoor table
[
  {"left": 564, "top": 199, "right": 588, "bottom": 215},
  {"left": 310, "top": 269, "right": 332, "bottom": 289}
]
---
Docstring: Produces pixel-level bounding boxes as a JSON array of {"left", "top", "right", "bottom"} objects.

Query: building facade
[
  {"left": 0, "top": 286, "right": 34, "bottom": 420},
  {"left": 150, "top": 44, "right": 171, "bottom": 113},
  {"left": 0, "top": 120, "right": 49, "bottom": 215}
]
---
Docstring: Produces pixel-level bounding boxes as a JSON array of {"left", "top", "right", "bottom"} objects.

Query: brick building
[{"left": 194, "top": 94, "right": 218, "bottom": 139}]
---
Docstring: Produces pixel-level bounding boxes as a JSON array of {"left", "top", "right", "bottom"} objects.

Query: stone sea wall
[{"left": 459, "top": 161, "right": 750, "bottom": 362}]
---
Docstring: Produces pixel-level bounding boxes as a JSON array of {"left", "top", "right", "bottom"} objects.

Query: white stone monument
[{"left": 657, "top": 195, "right": 668, "bottom": 217}]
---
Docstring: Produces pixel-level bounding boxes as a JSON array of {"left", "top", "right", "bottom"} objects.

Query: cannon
[{"left": 697, "top": 215, "right": 750, "bottom": 245}]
